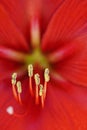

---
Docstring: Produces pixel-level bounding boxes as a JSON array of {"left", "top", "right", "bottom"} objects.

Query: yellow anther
[
  {"left": 12, "top": 73, "right": 17, "bottom": 79},
  {"left": 11, "top": 73, "right": 17, "bottom": 85},
  {"left": 44, "top": 68, "right": 50, "bottom": 82},
  {"left": 34, "top": 73, "right": 40, "bottom": 85},
  {"left": 28, "top": 64, "right": 33, "bottom": 77},
  {"left": 39, "top": 84, "right": 43, "bottom": 96},
  {"left": 16, "top": 81, "right": 22, "bottom": 94},
  {"left": 11, "top": 79, "right": 16, "bottom": 85}
]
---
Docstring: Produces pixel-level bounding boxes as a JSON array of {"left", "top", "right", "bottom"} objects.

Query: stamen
[
  {"left": 17, "top": 81, "right": 22, "bottom": 93},
  {"left": 28, "top": 64, "right": 33, "bottom": 77},
  {"left": 12, "top": 73, "right": 17, "bottom": 80},
  {"left": 44, "top": 68, "right": 50, "bottom": 82},
  {"left": 11, "top": 67, "right": 50, "bottom": 108},
  {"left": 11, "top": 73, "right": 18, "bottom": 101},
  {"left": 39, "top": 84, "right": 44, "bottom": 108},
  {"left": 16, "top": 81, "right": 22, "bottom": 105},
  {"left": 34, "top": 73, "right": 40, "bottom": 104},
  {"left": 28, "top": 64, "right": 34, "bottom": 96},
  {"left": 44, "top": 68, "right": 50, "bottom": 99}
]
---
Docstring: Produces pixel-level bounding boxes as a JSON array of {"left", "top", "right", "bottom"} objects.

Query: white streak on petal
[{"left": 6, "top": 106, "right": 14, "bottom": 115}]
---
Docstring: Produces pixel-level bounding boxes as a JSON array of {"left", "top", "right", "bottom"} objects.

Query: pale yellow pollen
[
  {"left": 44, "top": 68, "right": 50, "bottom": 82},
  {"left": 11, "top": 73, "right": 17, "bottom": 85},
  {"left": 12, "top": 73, "right": 17, "bottom": 79},
  {"left": 16, "top": 81, "right": 22, "bottom": 94},
  {"left": 39, "top": 84, "right": 43, "bottom": 96},
  {"left": 11, "top": 79, "right": 16, "bottom": 85},
  {"left": 28, "top": 64, "right": 33, "bottom": 77},
  {"left": 34, "top": 73, "right": 40, "bottom": 85}
]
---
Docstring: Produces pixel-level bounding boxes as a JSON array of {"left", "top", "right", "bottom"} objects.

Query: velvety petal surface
[
  {"left": 0, "top": 4, "right": 29, "bottom": 52},
  {"left": 0, "top": 0, "right": 28, "bottom": 35},
  {"left": 41, "top": 0, "right": 64, "bottom": 34},
  {"left": 41, "top": 0, "right": 87, "bottom": 87},
  {"left": 41, "top": 0, "right": 87, "bottom": 52},
  {"left": 0, "top": 60, "right": 20, "bottom": 80},
  {"left": 0, "top": 0, "right": 87, "bottom": 130},
  {"left": 54, "top": 33, "right": 87, "bottom": 87},
  {"left": 0, "top": 80, "right": 87, "bottom": 130},
  {"left": 0, "top": 0, "right": 64, "bottom": 37}
]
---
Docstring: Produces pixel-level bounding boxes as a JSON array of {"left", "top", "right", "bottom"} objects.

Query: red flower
[{"left": 0, "top": 0, "right": 87, "bottom": 130}]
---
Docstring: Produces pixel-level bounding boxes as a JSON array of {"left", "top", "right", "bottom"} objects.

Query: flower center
[
  {"left": 25, "top": 48, "right": 49, "bottom": 69},
  {"left": 10, "top": 17, "right": 51, "bottom": 115},
  {"left": 11, "top": 65, "right": 50, "bottom": 109},
  {"left": 25, "top": 16, "right": 50, "bottom": 69}
]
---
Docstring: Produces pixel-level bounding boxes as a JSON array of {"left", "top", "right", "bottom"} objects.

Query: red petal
[
  {"left": 47, "top": 41, "right": 82, "bottom": 62},
  {"left": 41, "top": 0, "right": 64, "bottom": 33},
  {"left": 0, "top": 60, "right": 22, "bottom": 80},
  {"left": 55, "top": 34, "right": 87, "bottom": 87},
  {"left": 41, "top": 0, "right": 87, "bottom": 52},
  {"left": 0, "top": 46, "right": 27, "bottom": 62},
  {"left": 0, "top": 4, "right": 29, "bottom": 52},
  {"left": 0, "top": 0, "right": 28, "bottom": 35},
  {"left": 41, "top": 82, "right": 87, "bottom": 130},
  {"left": 0, "top": 80, "right": 87, "bottom": 130},
  {"left": 0, "top": 80, "right": 29, "bottom": 130},
  {"left": 0, "top": 0, "right": 64, "bottom": 42}
]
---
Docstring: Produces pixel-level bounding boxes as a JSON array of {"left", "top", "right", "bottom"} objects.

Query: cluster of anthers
[{"left": 11, "top": 64, "right": 50, "bottom": 108}]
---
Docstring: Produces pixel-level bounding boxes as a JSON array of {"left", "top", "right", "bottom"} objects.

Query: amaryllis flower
[{"left": 0, "top": 0, "right": 87, "bottom": 130}]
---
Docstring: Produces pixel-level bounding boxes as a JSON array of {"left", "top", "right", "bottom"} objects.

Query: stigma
[{"left": 11, "top": 64, "right": 50, "bottom": 108}]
